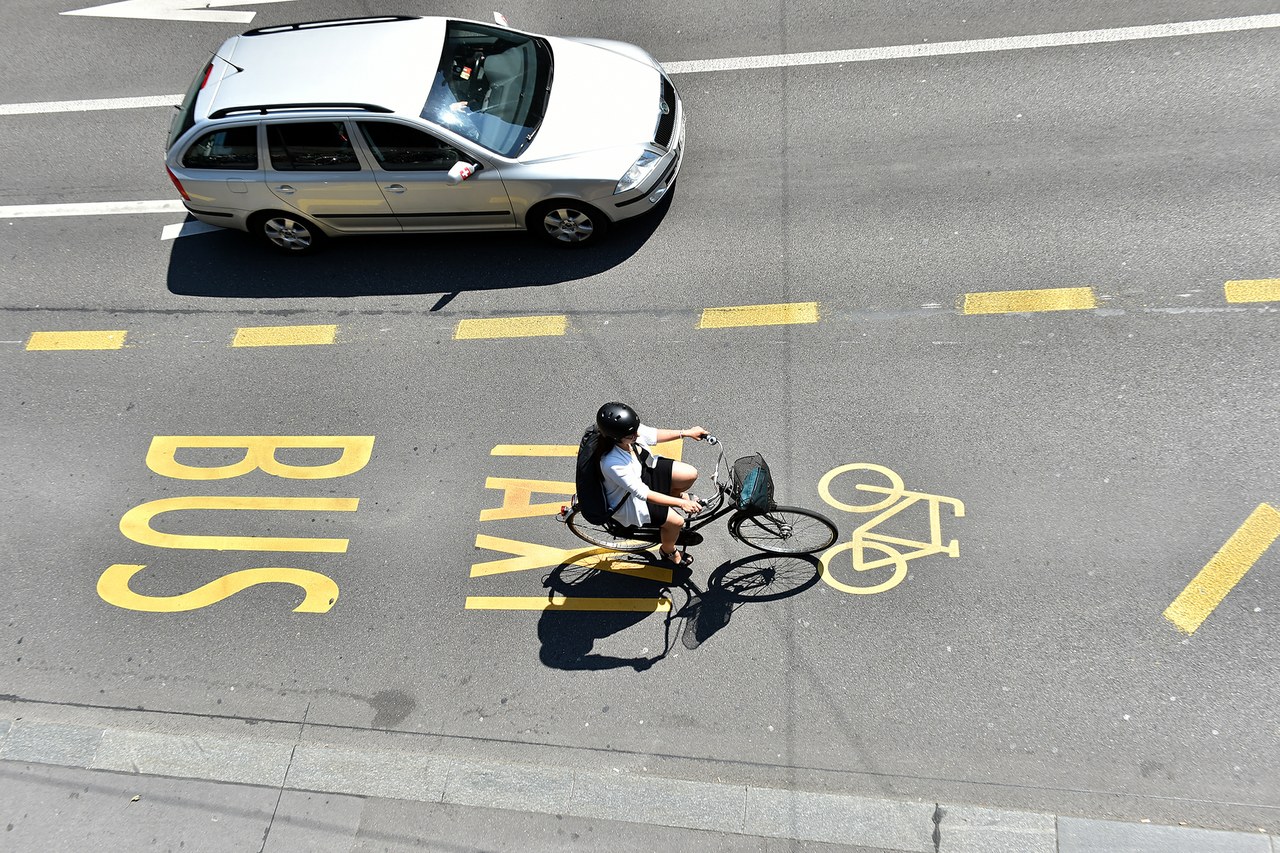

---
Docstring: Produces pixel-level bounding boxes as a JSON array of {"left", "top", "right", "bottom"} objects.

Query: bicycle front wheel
[
  {"left": 729, "top": 506, "right": 839, "bottom": 555},
  {"left": 564, "top": 507, "right": 654, "bottom": 553}
]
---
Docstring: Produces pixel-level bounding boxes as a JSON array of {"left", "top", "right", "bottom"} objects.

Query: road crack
[{"left": 258, "top": 700, "right": 310, "bottom": 853}]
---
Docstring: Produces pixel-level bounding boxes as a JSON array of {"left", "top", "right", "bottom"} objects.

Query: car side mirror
[{"left": 447, "top": 162, "right": 478, "bottom": 184}]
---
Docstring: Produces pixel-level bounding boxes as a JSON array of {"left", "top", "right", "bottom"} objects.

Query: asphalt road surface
[{"left": 2, "top": 0, "right": 1278, "bottom": 845}]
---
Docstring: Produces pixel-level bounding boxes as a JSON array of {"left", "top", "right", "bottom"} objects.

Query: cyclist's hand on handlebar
[
  {"left": 684, "top": 426, "right": 710, "bottom": 441},
  {"left": 679, "top": 497, "right": 702, "bottom": 515}
]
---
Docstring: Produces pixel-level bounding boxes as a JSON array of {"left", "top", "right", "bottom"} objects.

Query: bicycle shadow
[{"left": 537, "top": 552, "right": 823, "bottom": 672}]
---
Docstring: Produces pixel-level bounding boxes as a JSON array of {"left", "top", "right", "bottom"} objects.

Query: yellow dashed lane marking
[
  {"left": 454, "top": 315, "right": 566, "bottom": 340},
  {"left": 1225, "top": 279, "right": 1280, "bottom": 303},
  {"left": 465, "top": 595, "right": 671, "bottom": 612},
  {"left": 491, "top": 444, "right": 577, "bottom": 456},
  {"left": 26, "top": 330, "right": 126, "bottom": 350},
  {"left": 1164, "top": 503, "right": 1280, "bottom": 635},
  {"left": 491, "top": 439, "right": 684, "bottom": 459},
  {"left": 698, "top": 301, "right": 819, "bottom": 329},
  {"left": 962, "top": 286, "right": 1098, "bottom": 315},
  {"left": 232, "top": 325, "right": 337, "bottom": 347}
]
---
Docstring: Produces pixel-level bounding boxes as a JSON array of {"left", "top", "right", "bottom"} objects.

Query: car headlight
[{"left": 614, "top": 151, "right": 662, "bottom": 194}]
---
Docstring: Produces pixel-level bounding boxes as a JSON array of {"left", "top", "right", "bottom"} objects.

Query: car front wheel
[
  {"left": 529, "top": 201, "right": 609, "bottom": 248},
  {"left": 251, "top": 211, "right": 327, "bottom": 255}
]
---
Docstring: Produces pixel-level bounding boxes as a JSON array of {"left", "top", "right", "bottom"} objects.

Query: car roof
[{"left": 199, "top": 16, "right": 448, "bottom": 122}]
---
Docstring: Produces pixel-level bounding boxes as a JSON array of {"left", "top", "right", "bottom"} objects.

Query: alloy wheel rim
[
  {"left": 543, "top": 208, "right": 594, "bottom": 243},
  {"left": 264, "top": 217, "right": 312, "bottom": 250}
]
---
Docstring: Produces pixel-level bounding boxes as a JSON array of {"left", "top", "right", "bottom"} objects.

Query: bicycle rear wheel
[
  {"left": 564, "top": 507, "right": 654, "bottom": 552},
  {"left": 728, "top": 506, "right": 839, "bottom": 555}
]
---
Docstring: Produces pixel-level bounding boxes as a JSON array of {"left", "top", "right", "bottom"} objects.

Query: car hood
[{"left": 520, "top": 37, "right": 660, "bottom": 162}]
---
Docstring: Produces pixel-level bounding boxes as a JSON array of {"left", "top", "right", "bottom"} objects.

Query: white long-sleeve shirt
[{"left": 599, "top": 423, "right": 659, "bottom": 527}]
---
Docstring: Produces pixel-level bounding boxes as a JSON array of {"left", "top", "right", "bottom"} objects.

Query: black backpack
[{"left": 574, "top": 426, "right": 620, "bottom": 524}]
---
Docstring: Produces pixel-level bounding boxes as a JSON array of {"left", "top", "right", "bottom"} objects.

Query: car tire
[
  {"left": 250, "top": 211, "right": 327, "bottom": 255},
  {"left": 528, "top": 201, "right": 610, "bottom": 248}
]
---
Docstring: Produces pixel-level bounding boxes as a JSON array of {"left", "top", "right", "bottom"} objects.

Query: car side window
[
  {"left": 183, "top": 126, "right": 259, "bottom": 169},
  {"left": 357, "top": 122, "right": 461, "bottom": 171},
  {"left": 267, "top": 121, "right": 361, "bottom": 171}
]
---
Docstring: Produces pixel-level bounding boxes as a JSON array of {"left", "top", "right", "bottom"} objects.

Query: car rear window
[
  {"left": 266, "top": 122, "right": 361, "bottom": 171},
  {"left": 167, "top": 61, "right": 213, "bottom": 151},
  {"left": 182, "top": 126, "right": 259, "bottom": 169}
]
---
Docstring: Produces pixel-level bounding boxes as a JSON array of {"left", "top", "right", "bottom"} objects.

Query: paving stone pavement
[{"left": 1, "top": 710, "right": 1275, "bottom": 852}]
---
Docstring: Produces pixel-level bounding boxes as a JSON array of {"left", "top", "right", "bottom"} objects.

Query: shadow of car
[{"left": 166, "top": 190, "right": 673, "bottom": 299}]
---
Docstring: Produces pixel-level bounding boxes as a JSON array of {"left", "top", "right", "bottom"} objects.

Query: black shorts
[{"left": 641, "top": 456, "right": 674, "bottom": 528}]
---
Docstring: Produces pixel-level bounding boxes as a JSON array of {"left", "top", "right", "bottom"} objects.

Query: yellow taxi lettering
[
  {"left": 479, "top": 477, "right": 576, "bottom": 521},
  {"left": 471, "top": 534, "right": 611, "bottom": 577}
]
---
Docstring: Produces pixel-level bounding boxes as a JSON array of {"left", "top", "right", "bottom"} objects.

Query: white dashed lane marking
[
  {"left": 0, "top": 200, "right": 185, "bottom": 218},
  {"left": 0, "top": 94, "right": 182, "bottom": 115}
]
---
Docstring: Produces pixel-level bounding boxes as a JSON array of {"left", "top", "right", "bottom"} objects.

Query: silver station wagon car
[{"left": 165, "top": 14, "right": 683, "bottom": 252}]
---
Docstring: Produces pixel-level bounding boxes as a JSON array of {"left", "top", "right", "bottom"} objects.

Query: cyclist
[{"left": 595, "top": 402, "right": 708, "bottom": 569}]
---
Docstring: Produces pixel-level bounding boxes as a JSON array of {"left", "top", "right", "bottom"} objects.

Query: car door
[
  {"left": 355, "top": 120, "right": 515, "bottom": 232},
  {"left": 263, "top": 119, "right": 399, "bottom": 233}
]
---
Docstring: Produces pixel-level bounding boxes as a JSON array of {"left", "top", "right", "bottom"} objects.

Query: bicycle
[{"left": 557, "top": 435, "right": 839, "bottom": 556}]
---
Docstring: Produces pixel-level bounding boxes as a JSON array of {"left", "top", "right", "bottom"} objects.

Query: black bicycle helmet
[{"left": 596, "top": 402, "right": 640, "bottom": 440}]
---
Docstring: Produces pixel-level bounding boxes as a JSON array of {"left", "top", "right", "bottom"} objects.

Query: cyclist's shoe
[{"left": 658, "top": 548, "right": 694, "bottom": 569}]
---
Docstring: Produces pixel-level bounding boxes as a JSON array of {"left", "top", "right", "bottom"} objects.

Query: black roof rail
[
  {"left": 209, "top": 103, "right": 394, "bottom": 119},
  {"left": 243, "top": 15, "right": 418, "bottom": 36}
]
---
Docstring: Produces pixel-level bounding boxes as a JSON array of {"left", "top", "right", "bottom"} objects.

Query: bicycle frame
[
  {"left": 564, "top": 433, "right": 839, "bottom": 558},
  {"left": 598, "top": 435, "right": 741, "bottom": 540}
]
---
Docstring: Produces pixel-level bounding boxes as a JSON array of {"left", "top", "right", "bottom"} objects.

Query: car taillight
[
  {"left": 198, "top": 62, "right": 213, "bottom": 89},
  {"left": 166, "top": 166, "right": 190, "bottom": 201}
]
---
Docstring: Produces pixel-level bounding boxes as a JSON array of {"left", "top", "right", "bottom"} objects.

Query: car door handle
[
  {"left": 273, "top": 184, "right": 295, "bottom": 194},
  {"left": 384, "top": 184, "right": 406, "bottom": 193}
]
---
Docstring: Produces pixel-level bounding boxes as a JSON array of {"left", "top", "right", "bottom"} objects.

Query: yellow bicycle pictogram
[{"left": 817, "top": 463, "right": 965, "bottom": 594}]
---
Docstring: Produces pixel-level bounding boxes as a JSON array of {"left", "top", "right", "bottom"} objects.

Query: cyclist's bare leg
[
  {"left": 670, "top": 461, "right": 699, "bottom": 497},
  {"left": 660, "top": 512, "right": 687, "bottom": 563}
]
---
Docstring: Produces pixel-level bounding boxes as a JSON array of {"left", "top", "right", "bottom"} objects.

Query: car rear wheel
[
  {"left": 251, "top": 211, "right": 326, "bottom": 255},
  {"left": 529, "top": 201, "right": 609, "bottom": 248}
]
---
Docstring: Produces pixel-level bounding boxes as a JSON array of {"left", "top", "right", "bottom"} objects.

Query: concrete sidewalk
[{"left": 1, "top": 708, "right": 1275, "bottom": 852}]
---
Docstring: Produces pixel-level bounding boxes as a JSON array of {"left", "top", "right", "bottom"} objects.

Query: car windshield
[{"left": 422, "top": 21, "right": 552, "bottom": 158}]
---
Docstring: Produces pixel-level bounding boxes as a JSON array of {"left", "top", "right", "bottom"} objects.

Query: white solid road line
[
  {"left": 661, "top": 13, "right": 1280, "bottom": 73},
  {"left": 2, "top": 14, "right": 1278, "bottom": 117}
]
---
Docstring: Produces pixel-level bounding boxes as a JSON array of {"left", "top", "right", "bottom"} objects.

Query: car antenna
[{"left": 213, "top": 52, "right": 245, "bottom": 74}]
